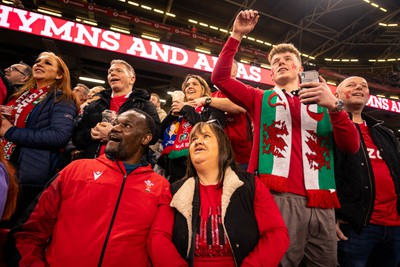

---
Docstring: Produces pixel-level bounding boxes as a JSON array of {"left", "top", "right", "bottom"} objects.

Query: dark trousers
[{"left": 338, "top": 224, "right": 400, "bottom": 267}]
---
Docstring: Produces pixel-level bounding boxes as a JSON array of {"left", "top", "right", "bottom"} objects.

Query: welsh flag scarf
[
  {"left": 3, "top": 86, "right": 50, "bottom": 160},
  {"left": 259, "top": 88, "right": 339, "bottom": 208}
]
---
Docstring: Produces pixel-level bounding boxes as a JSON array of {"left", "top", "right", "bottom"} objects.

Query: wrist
[
  {"left": 204, "top": 97, "right": 212, "bottom": 106},
  {"left": 328, "top": 100, "right": 345, "bottom": 113}
]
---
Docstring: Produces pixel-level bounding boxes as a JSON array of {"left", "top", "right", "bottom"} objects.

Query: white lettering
[
  {"left": 148, "top": 42, "right": 170, "bottom": 61},
  {"left": 391, "top": 101, "right": 400, "bottom": 112},
  {"left": 0, "top": 5, "right": 12, "bottom": 28},
  {"left": 15, "top": 9, "right": 43, "bottom": 33},
  {"left": 100, "top": 30, "right": 120, "bottom": 50},
  {"left": 169, "top": 46, "right": 188, "bottom": 65},
  {"left": 367, "top": 148, "right": 381, "bottom": 159},
  {"left": 237, "top": 63, "right": 249, "bottom": 79},
  {"left": 249, "top": 66, "right": 261, "bottom": 81},
  {"left": 40, "top": 16, "right": 74, "bottom": 41},
  {"left": 127, "top": 37, "right": 151, "bottom": 57},
  {"left": 73, "top": 23, "right": 101, "bottom": 46},
  {"left": 193, "top": 53, "right": 213, "bottom": 71}
]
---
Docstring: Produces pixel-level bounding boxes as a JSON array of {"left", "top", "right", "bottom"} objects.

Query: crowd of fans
[
  {"left": 0, "top": 8, "right": 398, "bottom": 267},
  {"left": 340, "top": 69, "right": 400, "bottom": 88}
]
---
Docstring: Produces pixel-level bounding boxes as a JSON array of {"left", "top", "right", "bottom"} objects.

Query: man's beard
[{"left": 105, "top": 142, "right": 127, "bottom": 161}]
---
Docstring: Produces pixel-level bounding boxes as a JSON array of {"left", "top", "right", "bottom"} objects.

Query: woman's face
[
  {"left": 32, "top": 53, "right": 62, "bottom": 86},
  {"left": 183, "top": 77, "right": 204, "bottom": 101},
  {"left": 189, "top": 124, "right": 219, "bottom": 168}
]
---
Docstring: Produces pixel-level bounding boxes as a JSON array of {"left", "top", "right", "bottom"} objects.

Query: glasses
[{"left": 8, "top": 66, "right": 26, "bottom": 76}]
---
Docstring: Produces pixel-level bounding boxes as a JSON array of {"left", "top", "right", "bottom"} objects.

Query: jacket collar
[{"left": 170, "top": 167, "right": 243, "bottom": 257}]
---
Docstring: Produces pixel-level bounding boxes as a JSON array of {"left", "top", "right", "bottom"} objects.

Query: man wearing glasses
[{"left": 0, "top": 62, "right": 32, "bottom": 104}]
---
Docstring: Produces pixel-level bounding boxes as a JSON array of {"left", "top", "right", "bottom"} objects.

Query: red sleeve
[
  {"left": 8, "top": 174, "right": 64, "bottom": 267},
  {"left": 147, "top": 184, "right": 188, "bottom": 267},
  {"left": 241, "top": 177, "right": 289, "bottom": 267},
  {"left": 0, "top": 77, "right": 7, "bottom": 105},
  {"left": 329, "top": 111, "right": 360, "bottom": 154},
  {"left": 211, "top": 37, "right": 261, "bottom": 114}
]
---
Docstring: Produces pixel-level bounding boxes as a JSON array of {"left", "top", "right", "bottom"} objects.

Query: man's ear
[
  {"left": 21, "top": 75, "right": 29, "bottom": 83},
  {"left": 141, "top": 133, "right": 152, "bottom": 145}
]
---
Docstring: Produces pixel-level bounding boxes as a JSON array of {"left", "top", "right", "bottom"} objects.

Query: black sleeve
[{"left": 72, "top": 102, "right": 102, "bottom": 150}]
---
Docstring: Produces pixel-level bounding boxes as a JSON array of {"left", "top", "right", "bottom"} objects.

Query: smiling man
[
  {"left": 5, "top": 109, "right": 171, "bottom": 267},
  {"left": 211, "top": 9, "right": 360, "bottom": 266},
  {"left": 73, "top": 59, "right": 160, "bottom": 159},
  {"left": 334, "top": 76, "right": 400, "bottom": 267}
]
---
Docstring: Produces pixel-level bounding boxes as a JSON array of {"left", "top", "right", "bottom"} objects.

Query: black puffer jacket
[
  {"left": 334, "top": 112, "right": 400, "bottom": 233},
  {"left": 72, "top": 88, "right": 160, "bottom": 158}
]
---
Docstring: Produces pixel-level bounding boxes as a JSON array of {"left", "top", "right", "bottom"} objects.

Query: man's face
[
  {"left": 4, "top": 64, "right": 28, "bottom": 85},
  {"left": 107, "top": 63, "right": 135, "bottom": 93},
  {"left": 336, "top": 76, "right": 369, "bottom": 111},
  {"left": 150, "top": 95, "right": 160, "bottom": 108},
  {"left": 72, "top": 86, "right": 88, "bottom": 104},
  {"left": 270, "top": 52, "right": 303, "bottom": 86},
  {"left": 105, "top": 110, "right": 152, "bottom": 163}
]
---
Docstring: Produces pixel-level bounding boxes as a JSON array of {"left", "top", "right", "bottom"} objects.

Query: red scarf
[{"left": 3, "top": 86, "right": 51, "bottom": 159}]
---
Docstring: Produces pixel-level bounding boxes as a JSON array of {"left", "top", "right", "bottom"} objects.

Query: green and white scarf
[{"left": 258, "top": 88, "right": 339, "bottom": 208}]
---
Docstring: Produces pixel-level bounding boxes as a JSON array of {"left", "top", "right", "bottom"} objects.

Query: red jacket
[
  {"left": 212, "top": 90, "right": 253, "bottom": 165},
  {"left": 6, "top": 155, "right": 171, "bottom": 267}
]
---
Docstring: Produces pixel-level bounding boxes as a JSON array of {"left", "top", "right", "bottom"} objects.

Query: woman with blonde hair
[
  {"left": 159, "top": 74, "right": 225, "bottom": 183},
  {"left": 0, "top": 52, "right": 77, "bottom": 222}
]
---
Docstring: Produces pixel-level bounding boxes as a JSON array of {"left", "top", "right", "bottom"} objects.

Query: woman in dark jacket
[
  {"left": 0, "top": 52, "right": 77, "bottom": 222},
  {"left": 159, "top": 75, "right": 226, "bottom": 183},
  {"left": 148, "top": 122, "right": 289, "bottom": 267}
]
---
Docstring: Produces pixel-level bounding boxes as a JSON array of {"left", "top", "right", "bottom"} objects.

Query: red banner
[{"left": 0, "top": 4, "right": 398, "bottom": 113}]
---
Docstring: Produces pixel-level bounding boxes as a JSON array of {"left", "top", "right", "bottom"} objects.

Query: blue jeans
[{"left": 337, "top": 224, "right": 400, "bottom": 267}]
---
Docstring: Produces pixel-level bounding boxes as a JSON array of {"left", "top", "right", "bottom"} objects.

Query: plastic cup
[{"left": 171, "top": 91, "right": 185, "bottom": 115}]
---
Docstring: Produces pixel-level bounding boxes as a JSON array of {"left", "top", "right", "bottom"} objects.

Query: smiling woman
[
  {"left": 0, "top": 51, "right": 78, "bottom": 225},
  {"left": 158, "top": 74, "right": 226, "bottom": 183}
]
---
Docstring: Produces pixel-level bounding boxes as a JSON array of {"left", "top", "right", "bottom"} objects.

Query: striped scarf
[
  {"left": 258, "top": 88, "right": 339, "bottom": 208},
  {"left": 3, "top": 86, "right": 50, "bottom": 160}
]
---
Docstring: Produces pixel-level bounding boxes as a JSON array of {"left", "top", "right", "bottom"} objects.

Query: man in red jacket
[{"left": 5, "top": 109, "right": 171, "bottom": 267}]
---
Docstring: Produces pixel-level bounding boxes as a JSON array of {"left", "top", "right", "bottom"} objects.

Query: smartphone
[
  {"left": 299, "top": 70, "right": 319, "bottom": 104},
  {"left": 300, "top": 70, "right": 319, "bottom": 84}
]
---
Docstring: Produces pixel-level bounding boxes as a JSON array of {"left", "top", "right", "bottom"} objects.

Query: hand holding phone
[{"left": 299, "top": 70, "right": 320, "bottom": 104}]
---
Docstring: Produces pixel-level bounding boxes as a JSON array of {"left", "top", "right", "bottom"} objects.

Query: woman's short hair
[{"left": 186, "top": 121, "right": 237, "bottom": 183}]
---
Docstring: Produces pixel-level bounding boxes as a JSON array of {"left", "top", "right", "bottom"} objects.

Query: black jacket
[
  {"left": 334, "top": 113, "right": 400, "bottom": 233},
  {"left": 170, "top": 169, "right": 259, "bottom": 267},
  {"left": 72, "top": 88, "right": 160, "bottom": 158}
]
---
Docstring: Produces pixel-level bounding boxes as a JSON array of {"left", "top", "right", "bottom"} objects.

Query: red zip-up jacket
[{"left": 5, "top": 155, "right": 171, "bottom": 267}]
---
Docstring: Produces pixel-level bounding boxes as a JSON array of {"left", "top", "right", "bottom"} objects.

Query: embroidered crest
[
  {"left": 179, "top": 132, "right": 189, "bottom": 142},
  {"left": 262, "top": 120, "right": 289, "bottom": 157},
  {"left": 305, "top": 130, "right": 331, "bottom": 170},
  {"left": 144, "top": 180, "right": 154, "bottom": 192}
]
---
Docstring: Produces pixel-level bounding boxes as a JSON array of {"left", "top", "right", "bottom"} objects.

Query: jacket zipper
[
  {"left": 360, "top": 138, "right": 374, "bottom": 227},
  {"left": 97, "top": 163, "right": 127, "bottom": 267},
  {"left": 222, "top": 224, "right": 238, "bottom": 267}
]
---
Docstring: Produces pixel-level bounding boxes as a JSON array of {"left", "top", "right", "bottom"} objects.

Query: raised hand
[{"left": 231, "top": 9, "right": 260, "bottom": 41}]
